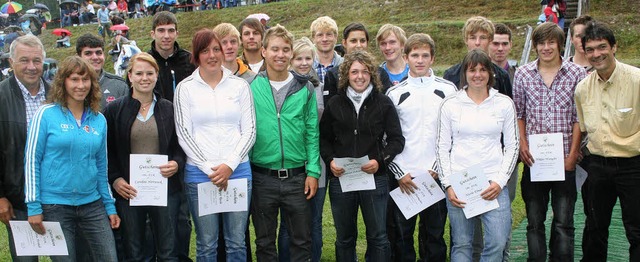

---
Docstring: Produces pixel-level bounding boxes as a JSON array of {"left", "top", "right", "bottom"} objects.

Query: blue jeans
[
  {"left": 278, "top": 185, "right": 327, "bottom": 262},
  {"left": 448, "top": 188, "right": 511, "bottom": 262},
  {"left": 116, "top": 192, "right": 179, "bottom": 261},
  {"left": 251, "top": 169, "right": 311, "bottom": 262},
  {"left": 5, "top": 208, "right": 38, "bottom": 262},
  {"left": 185, "top": 180, "right": 251, "bottom": 262},
  {"left": 42, "top": 200, "right": 118, "bottom": 262},
  {"left": 521, "top": 167, "right": 577, "bottom": 261},
  {"left": 329, "top": 174, "right": 390, "bottom": 262}
]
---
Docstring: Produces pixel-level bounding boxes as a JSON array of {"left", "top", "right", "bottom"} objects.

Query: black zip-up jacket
[
  {"left": 149, "top": 41, "right": 196, "bottom": 103},
  {"left": 0, "top": 77, "right": 49, "bottom": 210},
  {"left": 103, "top": 93, "right": 185, "bottom": 200},
  {"left": 320, "top": 85, "right": 405, "bottom": 177}
]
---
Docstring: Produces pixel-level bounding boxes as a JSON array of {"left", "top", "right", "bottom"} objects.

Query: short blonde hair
[
  {"left": 376, "top": 24, "right": 407, "bottom": 46},
  {"left": 310, "top": 16, "right": 338, "bottom": 38},
  {"left": 463, "top": 16, "right": 495, "bottom": 42},
  {"left": 263, "top": 24, "right": 294, "bottom": 49},
  {"left": 213, "top": 23, "right": 240, "bottom": 42},
  {"left": 292, "top": 37, "right": 316, "bottom": 61}
]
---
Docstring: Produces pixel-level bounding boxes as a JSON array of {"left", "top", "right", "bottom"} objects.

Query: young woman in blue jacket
[{"left": 24, "top": 56, "right": 120, "bottom": 261}]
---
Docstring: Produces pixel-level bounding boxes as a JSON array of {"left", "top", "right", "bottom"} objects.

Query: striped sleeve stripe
[
  {"left": 24, "top": 104, "right": 54, "bottom": 203},
  {"left": 387, "top": 161, "right": 405, "bottom": 180},
  {"left": 236, "top": 81, "right": 256, "bottom": 160},
  {"left": 173, "top": 84, "right": 210, "bottom": 164}
]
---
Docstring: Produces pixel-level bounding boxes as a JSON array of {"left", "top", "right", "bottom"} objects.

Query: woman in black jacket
[
  {"left": 103, "top": 53, "right": 185, "bottom": 261},
  {"left": 320, "top": 50, "right": 404, "bottom": 262}
]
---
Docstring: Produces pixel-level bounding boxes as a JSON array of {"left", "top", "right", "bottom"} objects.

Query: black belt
[
  {"left": 590, "top": 155, "right": 640, "bottom": 167},
  {"left": 251, "top": 165, "right": 306, "bottom": 179}
]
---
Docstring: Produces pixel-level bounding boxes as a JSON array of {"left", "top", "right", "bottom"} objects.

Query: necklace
[{"left": 140, "top": 101, "right": 152, "bottom": 111}]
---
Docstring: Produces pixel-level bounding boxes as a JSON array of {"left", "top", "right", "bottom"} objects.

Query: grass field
[{"left": 1, "top": 164, "right": 525, "bottom": 261}]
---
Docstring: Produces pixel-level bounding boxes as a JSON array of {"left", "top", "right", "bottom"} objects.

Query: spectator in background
[
  {"left": 97, "top": 5, "right": 112, "bottom": 40},
  {"left": 377, "top": 24, "right": 409, "bottom": 86},
  {"left": 56, "top": 32, "right": 71, "bottom": 48},
  {"left": 117, "top": 0, "right": 129, "bottom": 16}
]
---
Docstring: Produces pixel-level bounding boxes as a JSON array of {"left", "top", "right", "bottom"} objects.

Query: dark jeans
[
  {"left": 329, "top": 174, "right": 390, "bottom": 262},
  {"left": 278, "top": 185, "right": 327, "bottom": 262},
  {"left": 43, "top": 200, "right": 118, "bottom": 261},
  {"left": 582, "top": 155, "right": 640, "bottom": 262},
  {"left": 5, "top": 208, "right": 38, "bottom": 262},
  {"left": 522, "top": 166, "right": 577, "bottom": 262},
  {"left": 251, "top": 169, "right": 311, "bottom": 262},
  {"left": 388, "top": 177, "right": 447, "bottom": 262},
  {"left": 116, "top": 193, "right": 179, "bottom": 261}
]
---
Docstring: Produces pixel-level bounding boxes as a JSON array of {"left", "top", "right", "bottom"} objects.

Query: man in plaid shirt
[{"left": 513, "top": 22, "right": 587, "bottom": 261}]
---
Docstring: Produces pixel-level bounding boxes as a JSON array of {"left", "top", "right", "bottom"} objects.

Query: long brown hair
[{"left": 47, "top": 56, "right": 101, "bottom": 113}]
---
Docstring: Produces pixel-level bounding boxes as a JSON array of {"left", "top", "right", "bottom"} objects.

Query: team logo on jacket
[
  {"left": 83, "top": 125, "right": 91, "bottom": 133},
  {"left": 106, "top": 96, "right": 116, "bottom": 103}
]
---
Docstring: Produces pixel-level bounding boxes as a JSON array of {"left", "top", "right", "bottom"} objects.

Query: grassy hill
[{"left": 35, "top": 0, "right": 640, "bottom": 74}]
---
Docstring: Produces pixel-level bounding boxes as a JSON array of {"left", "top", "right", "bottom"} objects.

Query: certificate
[
  {"left": 390, "top": 174, "right": 445, "bottom": 219},
  {"left": 9, "top": 221, "right": 68, "bottom": 256},
  {"left": 449, "top": 165, "right": 499, "bottom": 219},
  {"left": 333, "top": 156, "right": 375, "bottom": 192},
  {"left": 529, "top": 133, "right": 565, "bottom": 182},
  {"left": 575, "top": 164, "right": 588, "bottom": 191},
  {"left": 197, "top": 178, "right": 248, "bottom": 217},
  {"left": 129, "top": 154, "right": 168, "bottom": 206}
]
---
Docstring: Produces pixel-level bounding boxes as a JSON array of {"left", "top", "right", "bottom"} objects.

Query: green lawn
[{"left": 1, "top": 165, "right": 526, "bottom": 261}]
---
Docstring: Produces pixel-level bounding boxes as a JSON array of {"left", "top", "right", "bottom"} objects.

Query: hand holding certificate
[
  {"left": 129, "top": 154, "right": 168, "bottom": 206},
  {"left": 529, "top": 133, "right": 565, "bottom": 182},
  {"left": 333, "top": 156, "right": 375, "bottom": 192},
  {"left": 10, "top": 221, "right": 68, "bottom": 256},
  {"left": 449, "top": 165, "right": 499, "bottom": 219},
  {"left": 390, "top": 174, "right": 445, "bottom": 219},
  {"left": 198, "top": 178, "right": 249, "bottom": 217}
]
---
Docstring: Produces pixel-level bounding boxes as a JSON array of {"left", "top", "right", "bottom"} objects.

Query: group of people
[{"left": 0, "top": 9, "right": 637, "bottom": 262}]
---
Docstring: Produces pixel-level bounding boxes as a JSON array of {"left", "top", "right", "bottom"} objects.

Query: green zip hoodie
[{"left": 249, "top": 72, "right": 321, "bottom": 178}]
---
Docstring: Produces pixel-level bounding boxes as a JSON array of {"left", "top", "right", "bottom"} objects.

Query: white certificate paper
[
  {"left": 129, "top": 154, "right": 168, "bottom": 206},
  {"left": 197, "top": 178, "right": 248, "bottom": 217},
  {"left": 529, "top": 133, "right": 565, "bottom": 182},
  {"left": 334, "top": 156, "right": 375, "bottom": 192},
  {"left": 9, "top": 221, "right": 68, "bottom": 256},
  {"left": 449, "top": 165, "right": 499, "bottom": 219},
  {"left": 390, "top": 174, "right": 445, "bottom": 219}
]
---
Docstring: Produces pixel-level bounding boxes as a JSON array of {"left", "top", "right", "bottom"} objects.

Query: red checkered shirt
[{"left": 513, "top": 59, "right": 587, "bottom": 156}]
